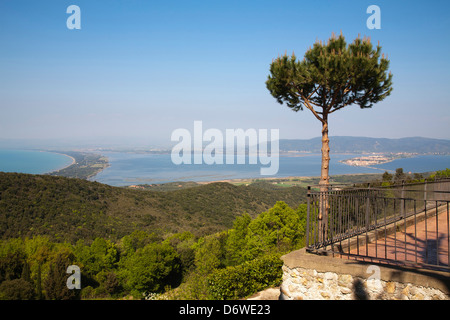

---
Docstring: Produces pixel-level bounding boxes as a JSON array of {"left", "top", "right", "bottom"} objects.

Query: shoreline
[
  {"left": 336, "top": 163, "right": 392, "bottom": 173},
  {"left": 195, "top": 172, "right": 384, "bottom": 186},
  {"left": 47, "top": 152, "right": 76, "bottom": 173},
  {"left": 55, "top": 151, "right": 447, "bottom": 187},
  {"left": 46, "top": 151, "right": 110, "bottom": 179},
  {"left": 128, "top": 172, "right": 387, "bottom": 191},
  {"left": 130, "top": 173, "right": 390, "bottom": 192}
]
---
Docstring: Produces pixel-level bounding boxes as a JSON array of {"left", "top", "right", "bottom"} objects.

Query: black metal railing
[{"left": 305, "top": 178, "right": 450, "bottom": 271}]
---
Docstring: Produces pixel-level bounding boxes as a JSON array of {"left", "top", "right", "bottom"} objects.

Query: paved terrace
[{"left": 335, "top": 203, "right": 449, "bottom": 271}]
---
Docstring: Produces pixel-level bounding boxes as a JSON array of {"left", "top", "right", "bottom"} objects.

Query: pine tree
[
  {"left": 266, "top": 33, "right": 393, "bottom": 241},
  {"left": 225, "top": 213, "right": 251, "bottom": 265},
  {"left": 36, "top": 263, "right": 43, "bottom": 300},
  {"left": 21, "top": 260, "right": 31, "bottom": 283},
  {"left": 44, "top": 253, "right": 77, "bottom": 300}
]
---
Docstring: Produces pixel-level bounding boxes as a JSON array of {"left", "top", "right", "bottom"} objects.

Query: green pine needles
[
  {"left": 266, "top": 32, "right": 393, "bottom": 188},
  {"left": 266, "top": 32, "right": 393, "bottom": 241},
  {"left": 266, "top": 33, "right": 393, "bottom": 116}
]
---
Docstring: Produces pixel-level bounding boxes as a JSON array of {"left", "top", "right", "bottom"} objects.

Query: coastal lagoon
[
  {"left": 1, "top": 149, "right": 448, "bottom": 187},
  {"left": 0, "top": 149, "right": 74, "bottom": 174},
  {"left": 92, "top": 153, "right": 450, "bottom": 186}
]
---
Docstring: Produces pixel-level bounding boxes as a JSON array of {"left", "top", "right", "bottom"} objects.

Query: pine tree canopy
[{"left": 266, "top": 33, "right": 393, "bottom": 123}]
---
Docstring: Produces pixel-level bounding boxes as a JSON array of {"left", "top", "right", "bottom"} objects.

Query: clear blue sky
[{"left": 1, "top": 0, "right": 449, "bottom": 147}]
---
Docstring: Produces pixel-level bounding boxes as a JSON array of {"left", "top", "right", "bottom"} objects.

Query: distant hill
[
  {"left": 279, "top": 136, "right": 450, "bottom": 154},
  {"left": 0, "top": 172, "right": 307, "bottom": 242}
]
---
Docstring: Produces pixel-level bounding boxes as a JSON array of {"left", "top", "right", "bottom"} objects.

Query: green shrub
[
  {"left": 0, "top": 278, "right": 35, "bottom": 300},
  {"left": 206, "top": 254, "right": 282, "bottom": 300}
]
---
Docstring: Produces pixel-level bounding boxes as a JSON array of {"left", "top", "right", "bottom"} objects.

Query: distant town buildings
[{"left": 340, "top": 153, "right": 414, "bottom": 167}]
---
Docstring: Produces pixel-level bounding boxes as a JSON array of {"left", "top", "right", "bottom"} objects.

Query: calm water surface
[
  {"left": 1, "top": 149, "right": 448, "bottom": 187},
  {"left": 92, "top": 153, "right": 450, "bottom": 186},
  {"left": 0, "top": 149, "right": 73, "bottom": 174}
]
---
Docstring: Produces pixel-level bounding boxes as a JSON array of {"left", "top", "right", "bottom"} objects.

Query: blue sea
[
  {"left": 1, "top": 149, "right": 449, "bottom": 186},
  {"left": 92, "top": 152, "right": 450, "bottom": 186},
  {"left": 0, "top": 149, "right": 73, "bottom": 174}
]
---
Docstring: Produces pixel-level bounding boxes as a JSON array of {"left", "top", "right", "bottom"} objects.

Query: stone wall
[
  {"left": 281, "top": 264, "right": 447, "bottom": 300},
  {"left": 280, "top": 249, "right": 450, "bottom": 300}
]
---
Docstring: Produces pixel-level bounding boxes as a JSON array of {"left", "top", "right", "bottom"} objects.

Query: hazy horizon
[
  {"left": 1, "top": 1, "right": 449, "bottom": 147},
  {"left": 1, "top": 135, "right": 449, "bottom": 151}
]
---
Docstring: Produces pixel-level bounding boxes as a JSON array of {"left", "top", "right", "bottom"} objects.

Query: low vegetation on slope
[
  {"left": 0, "top": 201, "right": 306, "bottom": 300},
  {"left": 0, "top": 172, "right": 307, "bottom": 242}
]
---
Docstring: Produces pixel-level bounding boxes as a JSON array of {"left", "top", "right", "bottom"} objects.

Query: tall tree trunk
[{"left": 318, "top": 115, "right": 330, "bottom": 243}]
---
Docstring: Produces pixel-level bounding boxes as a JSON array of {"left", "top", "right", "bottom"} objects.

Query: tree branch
[
  {"left": 328, "top": 103, "right": 349, "bottom": 114},
  {"left": 293, "top": 83, "right": 322, "bottom": 108},
  {"left": 307, "top": 84, "right": 319, "bottom": 100},
  {"left": 328, "top": 88, "right": 374, "bottom": 114},
  {"left": 327, "top": 87, "right": 340, "bottom": 113},
  {"left": 301, "top": 95, "right": 325, "bottom": 124}
]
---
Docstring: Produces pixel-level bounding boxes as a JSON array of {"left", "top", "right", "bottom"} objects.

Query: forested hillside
[
  {"left": 0, "top": 172, "right": 307, "bottom": 242},
  {"left": 2, "top": 170, "right": 447, "bottom": 300},
  {"left": 0, "top": 201, "right": 306, "bottom": 300}
]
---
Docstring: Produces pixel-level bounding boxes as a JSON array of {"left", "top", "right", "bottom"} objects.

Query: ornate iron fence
[{"left": 305, "top": 178, "right": 450, "bottom": 271}]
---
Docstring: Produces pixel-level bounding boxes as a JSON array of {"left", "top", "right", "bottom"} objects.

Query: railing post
[
  {"left": 365, "top": 183, "right": 370, "bottom": 255},
  {"left": 401, "top": 180, "right": 405, "bottom": 219},
  {"left": 306, "top": 186, "right": 311, "bottom": 250},
  {"left": 424, "top": 180, "right": 427, "bottom": 207}
]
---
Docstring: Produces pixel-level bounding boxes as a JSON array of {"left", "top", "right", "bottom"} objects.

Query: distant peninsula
[{"left": 48, "top": 151, "right": 109, "bottom": 180}]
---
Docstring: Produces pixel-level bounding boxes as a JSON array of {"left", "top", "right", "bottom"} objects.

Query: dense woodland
[
  {"left": 0, "top": 172, "right": 307, "bottom": 299},
  {"left": 0, "top": 200, "right": 306, "bottom": 300},
  {"left": 1, "top": 169, "right": 448, "bottom": 300},
  {"left": 0, "top": 172, "right": 307, "bottom": 242}
]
